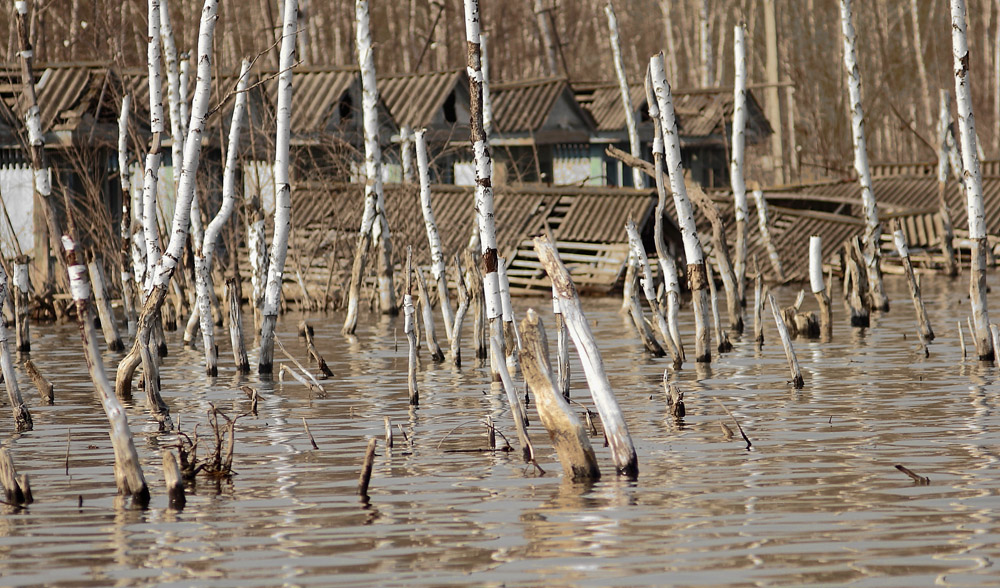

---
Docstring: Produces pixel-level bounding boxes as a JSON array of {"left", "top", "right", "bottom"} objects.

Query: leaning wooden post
[
  {"left": 846, "top": 237, "right": 871, "bottom": 327},
  {"left": 198, "top": 59, "right": 250, "bottom": 376},
  {"left": 768, "top": 293, "right": 804, "bottom": 388},
  {"left": 552, "top": 284, "right": 570, "bottom": 398},
  {"left": 690, "top": 182, "right": 742, "bottom": 334},
  {"left": 492, "top": 328, "right": 534, "bottom": 463},
  {"left": 358, "top": 438, "right": 377, "bottom": 498},
  {"left": 464, "top": 0, "right": 505, "bottom": 381},
  {"left": 893, "top": 220, "right": 934, "bottom": 342},
  {"left": 753, "top": 267, "right": 764, "bottom": 348},
  {"left": 644, "top": 66, "right": 685, "bottom": 360},
  {"left": 952, "top": 0, "right": 993, "bottom": 360},
  {"left": 731, "top": 23, "right": 750, "bottom": 304},
  {"left": 258, "top": 1, "right": 297, "bottom": 373},
  {"left": 936, "top": 90, "right": 959, "bottom": 277},
  {"left": 226, "top": 278, "right": 250, "bottom": 374},
  {"left": 606, "top": 1, "right": 643, "bottom": 188},
  {"left": 64, "top": 236, "right": 148, "bottom": 505},
  {"left": 650, "top": 52, "right": 711, "bottom": 363},
  {"left": 625, "top": 218, "right": 680, "bottom": 365},
  {"left": 415, "top": 129, "right": 454, "bottom": 341},
  {"left": 841, "top": 0, "right": 889, "bottom": 311},
  {"left": 809, "top": 236, "right": 832, "bottom": 340},
  {"left": 753, "top": 189, "right": 785, "bottom": 281},
  {"left": 519, "top": 309, "right": 600, "bottom": 480},
  {"left": 88, "top": 255, "right": 124, "bottom": 352},
  {"left": 498, "top": 258, "right": 521, "bottom": 374},
  {"left": 117, "top": 95, "right": 139, "bottom": 340},
  {"left": 12, "top": 257, "right": 30, "bottom": 352},
  {"left": 706, "top": 261, "right": 732, "bottom": 353},
  {"left": 624, "top": 255, "right": 666, "bottom": 358},
  {"left": 534, "top": 235, "right": 638, "bottom": 478},
  {"left": 404, "top": 248, "right": 419, "bottom": 406},
  {"left": 0, "top": 267, "right": 31, "bottom": 431}
]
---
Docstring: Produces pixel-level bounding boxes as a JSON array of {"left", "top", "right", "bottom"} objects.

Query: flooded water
[{"left": 1, "top": 275, "right": 999, "bottom": 586}]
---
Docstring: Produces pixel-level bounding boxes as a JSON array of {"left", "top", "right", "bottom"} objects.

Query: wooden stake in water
[
  {"left": 706, "top": 261, "right": 732, "bottom": 353},
  {"left": 358, "top": 437, "right": 377, "bottom": 498},
  {"left": 553, "top": 284, "right": 571, "bottom": 398},
  {"left": 23, "top": 359, "right": 52, "bottom": 404},
  {"left": 226, "top": 278, "right": 250, "bottom": 374},
  {"left": 809, "top": 236, "right": 833, "bottom": 340},
  {"left": 492, "top": 331, "right": 534, "bottom": 462},
  {"left": 958, "top": 320, "right": 967, "bottom": 359},
  {"left": 519, "top": 309, "right": 599, "bottom": 480},
  {"left": 892, "top": 220, "right": 934, "bottom": 342},
  {"left": 450, "top": 255, "right": 471, "bottom": 368},
  {"left": 0, "top": 448, "right": 29, "bottom": 506},
  {"left": 768, "top": 293, "right": 804, "bottom": 389},
  {"left": 88, "top": 255, "right": 124, "bottom": 352},
  {"left": 846, "top": 238, "right": 871, "bottom": 328},
  {"left": 0, "top": 267, "right": 31, "bottom": 432},
  {"left": 534, "top": 235, "right": 638, "bottom": 478},
  {"left": 623, "top": 257, "right": 666, "bottom": 358},
  {"left": 415, "top": 268, "right": 445, "bottom": 362},
  {"left": 12, "top": 258, "right": 30, "bottom": 352},
  {"left": 163, "top": 450, "right": 185, "bottom": 509},
  {"left": 753, "top": 189, "right": 785, "bottom": 281},
  {"left": 625, "top": 218, "right": 679, "bottom": 364},
  {"left": 753, "top": 267, "right": 765, "bottom": 349},
  {"left": 936, "top": 90, "right": 959, "bottom": 277}
]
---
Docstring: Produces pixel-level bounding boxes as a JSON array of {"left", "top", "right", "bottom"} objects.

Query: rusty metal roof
[
  {"left": 378, "top": 69, "right": 468, "bottom": 130},
  {"left": 556, "top": 189, "right": 655, "bottom": 243},
  {"left": 261, "top": 67, "right": 357, "bottom": 136}
]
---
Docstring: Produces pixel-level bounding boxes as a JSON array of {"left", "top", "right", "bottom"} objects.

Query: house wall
[{"left": 0, "top": 163, "right": 33, "bottom": 256}]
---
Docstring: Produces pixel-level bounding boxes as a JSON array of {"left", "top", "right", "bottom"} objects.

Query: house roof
[
  {"left": 378, "top": 69, "right": 469, "bottom": 130},
  {"left": 575, "top": 81, "right": 772, "bottom": 145},
  {"left": 490, "top": 77, "right": 595, "bottom": 136},
  {"left": 0, "top": 62, "right": 123, "bottom": 141}
]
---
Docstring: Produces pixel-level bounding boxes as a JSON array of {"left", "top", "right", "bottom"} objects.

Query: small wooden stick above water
[
  {"left": 163, "top": 450, "right": 185, "bottom": 509},
  {"left": 299, "top": 321, "right": 334, "bottom": 377},
  {"left": 768, "top": 293, "right": 805, "bottom": 389},
  {"left": 358, "top": 438, "right": 377, "bottom": 498},
  {"left": 892, "top": 219, "right": 935, "bottom": 343},
  {"left": 809, "top": 236, "right": 833, "bottom": 340},
  {"left": 404, "top": 247, "right": 419, "bottom": 406},
  {"left": 23, "top": 359, "right": 53, "bottom": 404}
]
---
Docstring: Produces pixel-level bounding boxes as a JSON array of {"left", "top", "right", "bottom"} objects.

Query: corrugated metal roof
[
  {"left": 490, "top": 77, "right": 568, "bottom": 133},
  {"left": 557, "top": 190, "right": 655, "bottom": 242},
  {"left": 576, "top": 81, "right": 772, "bottom": 143},
  {"left": 379, "top": 69, "right": 467, "bottom": 129},
  {"left": 263, "top": 67, "right": 357, "bottom": 136},
  {"left": 0, "top": 63, "right": 116, "bottom": 133}
]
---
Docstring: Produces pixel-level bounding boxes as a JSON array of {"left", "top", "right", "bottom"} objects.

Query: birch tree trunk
[
  {"left": 841, "top": 0, "right": 889, "bottom": 312},
  {"left": 809, "top": 236, "right": 832, "bottom": 339},
  {"left": 343, "top": 0, "right": 396, "bottom": 333},
  {"left": 650, "top": 52, "right": 711, "bottom": 363},
  {"left": 699, "top": 0, "right": 713, "bottom": 87},
  {"left": 754, "top": 189, "right": 785, "bottom": 280},
  {"left": 909, "top": 0, "right": 933, "bottom": 131},
  {"left": 952, "top": 0, "right": 994, "bottom": 360},
  {"left": 533, "top": 0, "right": 559, "bottom": 76},
  {"left": 14, "top": 0, "right": 66, "bottom": 292},
  {"left": 892, "top": 220, "right": 934, "bottom": 342},
  {"left": 116, "top": 0, "right": 219, "bottom": 407},
  {"left": 731, "top": 24, "right": 749, "bottom": 306},
  {"left": 12, "top": 258, "right": 29, "bottom": 353},
  {"left": 605, "top": 1, "right": 643, "bottom": 188},
  {"left": 937, "top": 89, "right": 959, "bottom": 277},
  {"left": 625, "top": 218, "right": 681, "bottom": 366},
  {"left": 197, "top": 59, "right": 250, "bottom": 376},
  {"left": 141, "top": 0, "right": 164, "bottom": 296},
  {"left": 534, "top": 235, "right": 638, "bottom": 478},
  {"left": 552, "top": 284, "right": 570, "bottom": 398},
  {"left": 258, "top": 0, "right": 297, "bottom": 374},
  {"left": 0, "top": 267, "right": 31, "bottom": 432},
  {"left": 64, "top": 236, "right": 148, "bottom": 505},
  {"left": 465, "top": 0, "right": 505, "bottom": 381},
  {"left": 118, "top": 94, "right": 139, "bottom": 340},
  {"left": 160, "top": 0, "right": 184, "bottom": 195},
  {"left": 644, "top": 66, "right": 684, "bottom": 361},
  {"left": 415, "top": 129, "right": 454, "bottom": 340}
]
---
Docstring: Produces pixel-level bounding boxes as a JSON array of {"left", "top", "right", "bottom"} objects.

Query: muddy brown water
[{"left": 0, "top": 275, "right": 999, "bottom": 586}]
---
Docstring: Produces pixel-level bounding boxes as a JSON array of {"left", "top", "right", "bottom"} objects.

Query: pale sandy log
[
  {"left": 768, "top": 293, "right": 804, "bottom": 389},
  {"left": 226, "top": 278, "right": 250, "bottom": 374},
  {"left": 892, "top": 220, "right": 934, "bottom": 342},
  {"left": 163, "top": 450, "right": 185, "bottom": 509}
]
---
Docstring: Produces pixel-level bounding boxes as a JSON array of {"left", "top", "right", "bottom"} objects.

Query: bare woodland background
[{"left": 5, "top": 0, "right": 999, "bottom": 179}]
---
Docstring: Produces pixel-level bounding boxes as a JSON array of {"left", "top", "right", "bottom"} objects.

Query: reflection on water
[{"left": 1, "top": 275, "right": 1000, "bottom": 586}]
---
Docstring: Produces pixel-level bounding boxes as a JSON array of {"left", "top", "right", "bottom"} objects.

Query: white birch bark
[
  {"left": 552, "top": 284, "right": 570, "bottom": 398},
  {"left": 196, "top": 59, "right": 250, "bottom": 376},
  {"left": 400, "top": 126, "right": 414, "bottom": 183},
  {"left": 952, "top": 0, "right": 993, "bottom": 360},
  {"left": 841, "top": 0, "right": 888, "bottom": 311},
  {"left": 416, "top": 129, "right": 454, "bottom": 340},
  {"left": 481, "top": 34, "right": 494, "bottom": 141},
  {"left": 0, "top": 266, "right": 30, "bottom": 431},
  {"left": 644, "top": 68, "right": 684, "bottom": 360},
  {"left": 64, "top": 237, "right": 148, "bottom": 503},
  {"left": 809, "top": 235, "right": 832, "bottom": 338},
  {"left": 142, "top": 0, "right": 164, "bottom": 295},
  {"left": 160, "top": 0, "right": 184, "bottom": 192},
  {"left": 936, "top": 89, "right": 959, "bottom": 277},
  {"left": 893, "top": 222, "right": 934, "bottom": 342},
  {"left": 118, "top": 94, "right": 138, "bottom": 340},
  {"left": 731, "top": 24, "right": 749, "bottom": 304},
  {"left": 650, "top": 52, "right": 711, "bottom": 362},
  {"left": 625, "top": 218, "right": 680, "bottom": 366},
  {"left": 534, "top": 235, "right": 638, "bottom": 477},
  {"left": 768, "top": 293, "right": 804, "bottom": 389},
  {"left": 909, "top": 0, "right": 933, "bottom": 130},
  {"left": 605, "top": 2, "right": 643, "bottom": 188},
  {"left": 465, "top": 0, "right": 504, "bottom": 380},
  {"left": 116, "top": 0, "right": 218, "bottom": 405},
  {"left": 259, "top": 0, "right": 297, "bottom": 373}
]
